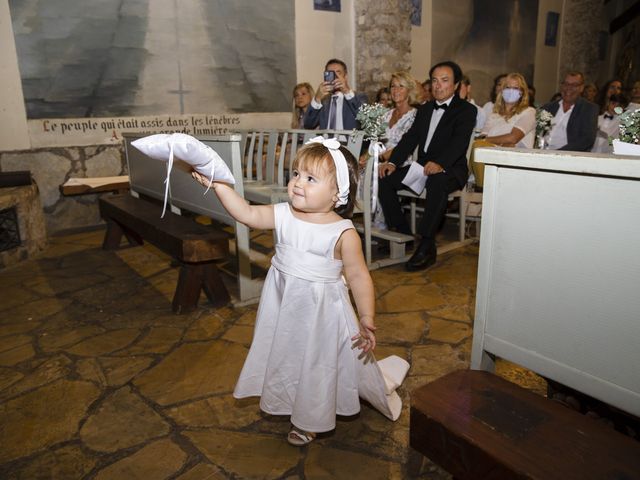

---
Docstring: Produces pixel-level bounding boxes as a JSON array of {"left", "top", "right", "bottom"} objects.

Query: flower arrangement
[
  {"left": 356, "top": 103, "right": 389, "bottom": 141},
  {"left": 535, "top": 108, "right": 554, "bottom": 138},
  {"left": 614, "top": 107, "right": 640, "bottom": 145}
]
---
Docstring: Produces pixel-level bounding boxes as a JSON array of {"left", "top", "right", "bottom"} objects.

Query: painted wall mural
[{"left": 9, "top": 0, "right": 296, "bottom": 119}]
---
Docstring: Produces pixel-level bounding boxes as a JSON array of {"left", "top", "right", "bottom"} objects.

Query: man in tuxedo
[
  {"left": 304, "top": 58, "right": 368, "bottom": 130},
  {"left": 543, "top": 71, "right": 598, "bottom": 151},
  {"left": 378, "top": 60, "right": 476, "bottom": 271}
]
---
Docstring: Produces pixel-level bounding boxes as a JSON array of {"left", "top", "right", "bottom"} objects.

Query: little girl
[{"left": 193, "top": 136, "right": 408, "bottom": 446}]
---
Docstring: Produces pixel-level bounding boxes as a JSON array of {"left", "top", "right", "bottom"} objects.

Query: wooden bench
[
  {"left": 99, "top": 194, "right": 230, "bottom": 314},
  {"left": 60, "top": 175, "right": 130, "bottom": 196},
  {"left": 410, "top": 147, "right": 640, "bottom": 479},
  {"left": 411, "top": 369, "right": 640, "bottom": 479},
  {"left": 123, "top": 133, "right": 265, "bottom": 305}
]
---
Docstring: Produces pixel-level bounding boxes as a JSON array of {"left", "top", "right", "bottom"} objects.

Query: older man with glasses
[{"left": 542, "top": 71, "right": 599, "bottom": 151}]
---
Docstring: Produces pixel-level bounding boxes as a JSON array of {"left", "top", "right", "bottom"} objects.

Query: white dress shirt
[
  {"left": 591, "top": 113, "right": 620, "bottom": 153},
  {"left": 547, "top": 101, "right": 574, "bottom": 150},
  {"left": 424, "top": 96, "right": 454, "bottom": 153}
]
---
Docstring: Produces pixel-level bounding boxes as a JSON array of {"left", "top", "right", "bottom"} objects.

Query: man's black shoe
[{"left": 405, "top": 240, "right": 436, "bottom": 272}]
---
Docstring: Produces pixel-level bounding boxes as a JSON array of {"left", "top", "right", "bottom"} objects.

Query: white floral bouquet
[
  {"left": 356, "top": 103, "right": 389, "bottom": 141},
  {"left": 535, "top": 109, "right": 554, "bottom": 138},
  {"left": 614, "top": 107, "right": 640, "bottom": 144}
]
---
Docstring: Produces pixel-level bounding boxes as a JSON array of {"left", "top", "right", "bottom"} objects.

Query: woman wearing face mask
[{"left": 481, "top": 72, "right": 536, "bottom": 148}]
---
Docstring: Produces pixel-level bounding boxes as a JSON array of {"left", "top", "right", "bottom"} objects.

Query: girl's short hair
[
  {"left": 292, "top": 142, "right": 359, "bottom": 218},
  {"left": 388, "top": 71, "right": 418, "bottom": 105},
  {"left": 494, "top": 72, "right": 530, "bottom": 119}
]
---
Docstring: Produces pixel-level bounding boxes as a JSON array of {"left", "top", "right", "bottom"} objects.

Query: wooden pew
[
  {"left": 237, "top": 129, "right": 364, "bottom": 206},
  {"left": 123, "top": 133, "right": 264, "bottom": 305},
  {"left": 99, "top": 194, "right": 229, "bottom": 314},
  {"left": 409, "top": 147, "right": 640, "bottom": 479},
  {"left": 411, "top": 369, "right": 640, "bottom": 479}
]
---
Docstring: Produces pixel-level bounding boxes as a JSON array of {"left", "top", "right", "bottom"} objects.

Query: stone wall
[
  {"left": 559, "top": 0, "right": 608, "bottom": 84},
  {"left": 0, "top": 145, "right": 126, "bottom": 234},
  {"left": 354, "top": 0, "right": 413, "bottom": 100}
]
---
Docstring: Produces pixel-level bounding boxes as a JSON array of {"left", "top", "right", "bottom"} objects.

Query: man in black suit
[
  {"left": 542, "top": 71, "right": 598, "bottom": 151},
  {"left": 378, "top": 61, "right": 476, "bottom": 271},
  {"left": 304, "top": 58, "right": 367, "bottom": 130}
]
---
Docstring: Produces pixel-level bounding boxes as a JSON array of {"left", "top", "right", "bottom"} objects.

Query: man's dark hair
[
  {"left": 429, "top": 61, "right": 463, "bottom": 84},
  {"left": 325, "top": 58, "right": 348, "bottom": 74},
  {"left": 565, "top": 71, "right": 585, "bottom": 83},
  {"left": 609, "top": 93, "right": 629, "bottom": 109}
]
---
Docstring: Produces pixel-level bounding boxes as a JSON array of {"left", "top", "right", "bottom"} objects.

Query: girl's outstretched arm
[
  {"left": 192, "top": 172, "right": 275, "bottom": 230},
  {"left": 339, "top": 228, "right": 376, "bottom": 352}
]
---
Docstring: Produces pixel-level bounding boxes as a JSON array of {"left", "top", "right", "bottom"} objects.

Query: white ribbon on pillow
[{"left": 131, "top": 133, "right": 235, "bottom": 217}]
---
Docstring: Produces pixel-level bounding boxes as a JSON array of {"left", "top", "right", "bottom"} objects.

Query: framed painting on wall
[
  {"left": 411, "top": 0, "right": 422, "bottom": 26},
  {"left": 314, "top": 0, "right": 341, "bottom": 12},
  {"left": 545, "top": 11, "right": 560, "bottom": 46}
]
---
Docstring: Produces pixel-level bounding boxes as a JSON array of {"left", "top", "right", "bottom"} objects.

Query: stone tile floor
[{"left": 0, "top": 228, "right": 546, "bottom": 479}]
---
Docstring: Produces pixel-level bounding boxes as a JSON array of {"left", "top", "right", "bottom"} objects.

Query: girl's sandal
[{"left": 287, "top": 427, "right": 316, "bottom": 446}]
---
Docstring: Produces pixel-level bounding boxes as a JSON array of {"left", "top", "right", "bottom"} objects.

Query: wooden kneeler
[
  {"left": 410, "top": 369, "right": 640, "bottom": 480},
  {"left": 99, "top": 194, "right": 230, "bottom": 313}
]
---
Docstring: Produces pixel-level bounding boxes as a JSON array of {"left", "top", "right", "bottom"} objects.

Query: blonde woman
[
  {"left": 361, "top": 72, "right": 418, "bottom": 228},
  {"left": 481, "top": 72, "right": 536, "bottom": 148},
  {"left": 380, "top": 71, "right": 419, "bottom": 163},
  {"left": 291, "top": 83, "right": 314, "bottom": 129},
  {"left": 470, "top": 73, "right": 535, "bottom": 189}
]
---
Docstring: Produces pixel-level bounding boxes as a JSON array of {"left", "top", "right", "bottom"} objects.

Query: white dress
[{"left": 233, "top": 203, "right": 409, "bottom": 433}]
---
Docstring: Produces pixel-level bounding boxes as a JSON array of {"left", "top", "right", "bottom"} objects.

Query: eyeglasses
[{"left": 561, "top": 82, "right": 584, "bottom": 89}]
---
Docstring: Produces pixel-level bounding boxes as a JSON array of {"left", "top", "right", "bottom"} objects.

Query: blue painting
[
  {"left": 411, "top": 0, "right": 422, "bottom": 27},
  {"left": 314, "top": 0, "right": 341, "bottom": 12},
  {"left": 545, "top": 11, "right": 560, "bottom": 47}
]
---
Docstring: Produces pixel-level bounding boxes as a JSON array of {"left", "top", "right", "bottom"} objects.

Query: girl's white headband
[{"left": 305, "top": 136, "right": 350, "bottom": 207}]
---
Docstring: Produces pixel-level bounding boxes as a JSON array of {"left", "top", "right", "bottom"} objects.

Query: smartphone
[{"left": 324, "top": 71, "right": 336, "bottom": 83}]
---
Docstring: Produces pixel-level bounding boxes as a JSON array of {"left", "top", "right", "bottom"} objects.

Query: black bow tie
[
  {"left": 433, "top": 102, "right": 448, "bottom": 111},
  {"left": 604, "top": 114, "right": 614, "bottom": 120}
]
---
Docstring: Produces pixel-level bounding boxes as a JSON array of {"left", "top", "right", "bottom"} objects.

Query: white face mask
[{"left": 502, "top": 88, "right": 522, "bottom": 103}]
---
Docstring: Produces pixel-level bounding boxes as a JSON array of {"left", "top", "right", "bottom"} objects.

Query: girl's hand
[
  {"left": 192, "top": 171, "right": 211, "bottom": 188},
  {"left": 351, "top": 316, "right": 376, "bottom": 352}
]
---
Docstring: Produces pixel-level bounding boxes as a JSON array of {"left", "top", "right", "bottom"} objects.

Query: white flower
[
  {"left": 535, "top": 108, "right": 554, "bottom": 137},
  {"left": 356, "top": 103, "right": 390, "bottom": 141},
  {"left": 618, "top": 108, "right": 640, "bottom": 144}
]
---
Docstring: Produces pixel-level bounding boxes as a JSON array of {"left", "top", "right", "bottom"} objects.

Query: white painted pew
[{"left": 472, "top": 147, "right": 640, "bottom": 417}]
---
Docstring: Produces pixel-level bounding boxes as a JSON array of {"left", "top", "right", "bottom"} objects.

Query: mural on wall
[
  {"left": 9, "top": 0, "right": 296, "bottom": 119},
  {"left": 431, "top": 0, "right": 539, "bottom": 105}
]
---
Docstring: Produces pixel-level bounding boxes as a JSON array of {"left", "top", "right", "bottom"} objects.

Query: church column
[
  {"left": 353, "top": 0, "right": 412, "bottom": 100},
  {"left": 558, "top": 0, "right": 607, "bottom": 85}
]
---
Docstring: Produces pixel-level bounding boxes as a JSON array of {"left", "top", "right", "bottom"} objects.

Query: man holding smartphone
[{"left": 303, "top": 58, "right": 368, "bottom": 130}]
